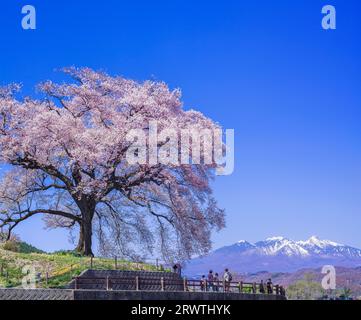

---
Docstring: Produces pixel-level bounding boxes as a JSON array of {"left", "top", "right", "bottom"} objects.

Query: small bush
[
  {"left": 52, "top": 250, "right": 82, "bottom": 257},
  {"left": 3, "top": 240, "right": 20, "bottom": 252}
]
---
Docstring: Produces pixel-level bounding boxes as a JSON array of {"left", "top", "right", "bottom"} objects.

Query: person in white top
[{"left": 223, "top": 268, "right": 232, "bottom": 292}]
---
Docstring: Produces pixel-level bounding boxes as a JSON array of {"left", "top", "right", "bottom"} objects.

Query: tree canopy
[{"left": 0, "top": 68, "right": 225, "bottom": 260}]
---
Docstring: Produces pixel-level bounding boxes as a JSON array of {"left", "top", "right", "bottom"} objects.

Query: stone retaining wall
[
  {"left": 74, "top": 290, "right": 286, "bottom": 300},
  {"left": 0, "top": 288, "right": 286, "bottom": 300},
  {"left": 0, "top": 288, "right": 73, "bottom": 300}
]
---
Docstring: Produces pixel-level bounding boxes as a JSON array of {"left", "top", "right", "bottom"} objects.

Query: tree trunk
[
  {"left": 82, "top": 217, "right": 93, "bottom": 256},
  {"left": 75, "top": 224, "right": 85, "bottom": 253},
  {"left": 75, "top": 200, "right": 95, "bottom": 256}
]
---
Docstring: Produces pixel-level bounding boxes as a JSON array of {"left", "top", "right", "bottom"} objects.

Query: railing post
[
  {"left": 161, "top": 277, "right": 164, "bottom": 291},
  {"left": 46, "top": 272, "right": 49, "bottom": 286},
  {"left": 252, "top": 282, "right": 256, "bottom": 294},
  {"left": 223, "top": 280, "right": 225, "bottom": 292},
  {"left": 135, "top": 276, "right": 139, "bottom": 291},
  {"left": 238, "top": 282, "right": 242, "bottom": 293},
  {"left": 183, "top": 277, "right": 187, "bottom": 292},
  {"left": 90, "top": 256, "right": 93, "bottom": 269},
  {"left": 74, "top": 277, "right": 78, "bottom": 290}
]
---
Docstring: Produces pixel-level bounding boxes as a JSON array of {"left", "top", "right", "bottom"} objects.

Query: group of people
[
  {"left": 259, "top": 279, "right": 274, "bottom": 294},
  {"left": 259, "top": 279, "right": 286, "bottom": 296},
  {"left": 173, "top": 264, "right": 286, "bottom": 296},
  {"left": 199, "top": 270, "right": 286, "bottom": 296},
  {"left": 200, "top": 268, "right": 233, "bottom": 292}
]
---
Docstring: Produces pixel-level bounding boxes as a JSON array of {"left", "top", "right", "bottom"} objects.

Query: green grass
[{"left": 0, "top": 246, "right": 160, "bottom": 289}]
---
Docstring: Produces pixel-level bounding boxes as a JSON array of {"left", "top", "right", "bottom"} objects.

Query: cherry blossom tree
[{"left": 0, "top": 68, "right": 225, "bottom": 258}]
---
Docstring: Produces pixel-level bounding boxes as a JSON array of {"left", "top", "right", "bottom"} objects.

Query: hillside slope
[{"left": 0, "top": 247, "right": 158, "bottom": 288}]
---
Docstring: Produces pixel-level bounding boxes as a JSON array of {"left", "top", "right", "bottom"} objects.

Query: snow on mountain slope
[
  {"left": 254, "top": 237, "right": 310, "bottom": 257},
  {"left": 185, "top": 236, "right": 361, "bottom": 276}
]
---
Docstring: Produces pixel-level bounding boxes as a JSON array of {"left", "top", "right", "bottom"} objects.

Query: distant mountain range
[{"left": 185, "top": 236, "right": 361, "bottom": 276}]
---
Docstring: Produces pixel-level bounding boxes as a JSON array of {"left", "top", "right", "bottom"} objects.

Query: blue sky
[{"left": 0, "top": 0, "right": 360, "bottom": 252}]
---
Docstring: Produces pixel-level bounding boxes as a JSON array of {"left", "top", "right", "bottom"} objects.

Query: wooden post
[
  {"left": 6, "top": 270, "right": 9, "bottom": 281},
  {"left": 114, "top": 257, "right": 118, "bottom": 270},
  {"left": 238, "top": 282, "right": 241, "bottom": 293},
  {"left": 90, "top": 256, "right": 93, "bottom": 269},
  {"left": 183, "top": 277, "right": 187, "bottom": 292},
  {"left": 106, "top": 276, "right": 110, "bottom": 291},
  {"left": 46, "top": 272, "right": 49, "bottom": 286},
  {"left": 252, "top": 282, "right": 257, "bottom": 294},
  {"left": 160, "top": 277, "right": 164, "bottom": 291},
  {"left": 74, "top": 277, "right": 78, "bottom": 290},
  {"left": 135, "top": 276, "right": 139, "bottom": 291}
]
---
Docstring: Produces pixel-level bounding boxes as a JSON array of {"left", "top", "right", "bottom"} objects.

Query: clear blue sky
[{"left": 1, "top": 0, "right": 360, "bottom": 252}]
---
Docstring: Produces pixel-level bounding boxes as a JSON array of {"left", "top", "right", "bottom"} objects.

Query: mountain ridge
[{"left": 185, "top": 236, "right": 361, "bottom": 276}]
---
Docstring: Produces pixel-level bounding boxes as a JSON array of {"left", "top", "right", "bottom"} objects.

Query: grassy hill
[{"left": 0, "top": 244, "right": 159, "bottom": 289}]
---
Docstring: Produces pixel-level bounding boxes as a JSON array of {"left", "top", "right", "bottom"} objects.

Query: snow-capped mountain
[{"left": 185, "top": 236, "right": 361, "bottom": 275}]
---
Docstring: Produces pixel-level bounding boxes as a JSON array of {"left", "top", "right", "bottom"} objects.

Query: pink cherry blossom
[{"left": 0, "top": 68, "right": 225, "bottom": 259}]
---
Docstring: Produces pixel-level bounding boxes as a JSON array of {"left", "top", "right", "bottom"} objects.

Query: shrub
[
  {"left": 18, "top": 242, "right": 45, "bottom": 254},
  {"left": 52, "top": 250, "right": 82, "bottom": 257},
  {"left": 3, "top": 240, "right": 20, "bottom": 252}
]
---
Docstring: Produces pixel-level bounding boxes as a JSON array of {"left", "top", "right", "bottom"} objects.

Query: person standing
[
  {"left": 266, "top": 278, "right": 273, "bottom": 294},
  {"left": 207, "top": 270, "right": 215, "bottom": 291},
  {"left": 213, "top": 273, "right": 220, "bottom": 292},
  {"left": 275, "top": 284, "right": 280, "bottom": 295},
  {"left": 176, "top": 263, "right": 182, "bottom": 277},
  {"left": 259, "top": 280, "right": 265, "bottom": 294},
  {"left": 223, "top": 268, "right": 232, "bottom": 292},
  {"left": 200, "top": 275, "right": 207, "bottom": 291},
  {"left": 280, "top": 286, "right": 286, "bottom": 297},
  {"left": 172, "top": 263, "right": 182, "bottom": 277}
]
